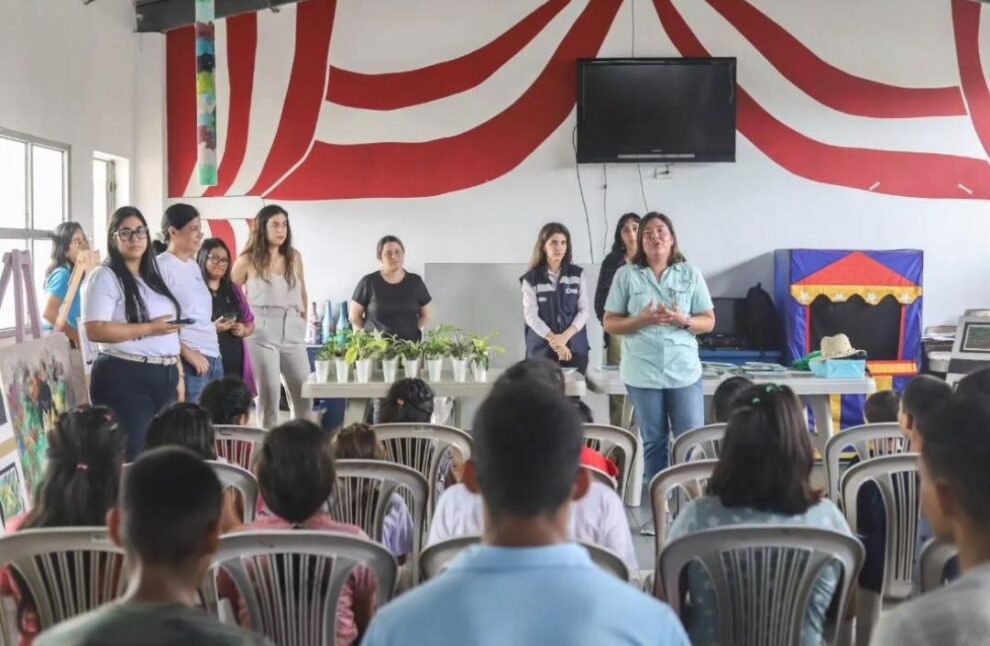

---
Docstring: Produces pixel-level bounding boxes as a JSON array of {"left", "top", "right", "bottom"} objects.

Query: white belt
[{"left": 101, "top": 350, "right": 180, "bottom": 366}]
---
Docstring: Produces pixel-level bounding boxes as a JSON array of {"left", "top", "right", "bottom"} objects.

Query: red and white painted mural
[{"left": 166, "top": 0, "right": 990, "bottom": 201}]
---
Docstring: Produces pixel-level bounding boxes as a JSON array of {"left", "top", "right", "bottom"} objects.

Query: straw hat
[{"left": 820, "top": 334, "right": 863, "bottom": 360}]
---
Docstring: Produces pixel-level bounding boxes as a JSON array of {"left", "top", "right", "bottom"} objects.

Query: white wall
[
  {"left": 142, "top": 0, "right": 990, "bottom": 327},
  {"left": 0, "top": 0, "right": 148, "bottom": 233}
]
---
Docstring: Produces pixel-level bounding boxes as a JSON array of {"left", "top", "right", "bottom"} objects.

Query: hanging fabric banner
[{"left": 195, "top": 0, "right": 217, "bottom": 186}]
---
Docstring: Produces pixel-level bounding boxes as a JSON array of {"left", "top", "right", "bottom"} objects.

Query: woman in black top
[
  {"left": 349, "top": 235, "right": 432, "bottom": 341},
  {"left": 197, "top": 238, "right": 256, "bottom": 383},
  {"left": 594, "top": 212, "right": 639, "bottom": 425}
]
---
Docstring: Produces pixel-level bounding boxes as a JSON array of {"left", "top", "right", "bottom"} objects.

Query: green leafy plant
[
  {"left": 447, "top": 331, "right": 474, "bottom": 360},
  {"left": 397, "top": 339, "right": 425, "bottom": 361},
  {"left": 469, "top": 332, "right": 505, "bottom": 370},
  {"left": 317, "top": 332, "right": 349, "bottom": 361},
  {"left": 344, "top": 329, "right": 389, "bottom": 364},
  {"left": 423, "top": 325, "right": 457, "bottom": 360},
  {"left": 376, "top": 333, "right": 402, "bottom": 360}
]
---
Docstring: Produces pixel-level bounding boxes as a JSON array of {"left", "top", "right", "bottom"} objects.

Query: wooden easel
[
  {"left": 0, "top": 250, "right": 41, "bottom": 343},
  {"left": 53, "top": 250, "right": 101, "bottom": 332}
]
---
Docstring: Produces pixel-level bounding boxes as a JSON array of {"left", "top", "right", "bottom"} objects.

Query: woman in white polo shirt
[
  {"left": 155, "top": 203, "right": 223, "bottom": 403},
  {"left": 83, "top": 206, "right": 184, "bottom": 459}
]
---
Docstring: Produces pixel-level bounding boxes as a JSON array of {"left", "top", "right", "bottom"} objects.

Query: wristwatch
[{"left": 680, "top": 317, "right": 691, "bottom": 330}]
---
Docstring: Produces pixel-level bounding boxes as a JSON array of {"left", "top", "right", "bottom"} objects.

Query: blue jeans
[
  {"left": 183, "top": 354, "right": 224, "bottom": 404},
  {"left": 90, "top": 355, "right": 179, "bottom": 460},
  {"left": 626, "top": 379, "right": 704, "bottom": 482}
]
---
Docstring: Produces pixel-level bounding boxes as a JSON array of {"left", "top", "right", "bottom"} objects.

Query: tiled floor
[{"left": 627, "top": 482, "right": 658, "bottom": 573}]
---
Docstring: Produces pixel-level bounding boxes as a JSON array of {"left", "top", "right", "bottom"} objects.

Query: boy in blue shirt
[{"left": 363, "top": 381, "right": 689, "bottom": 646}]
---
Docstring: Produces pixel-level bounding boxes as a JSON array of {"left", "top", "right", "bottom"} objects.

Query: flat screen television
[{"left": 576, "top": 58, "right": 737, "bottom": 163}]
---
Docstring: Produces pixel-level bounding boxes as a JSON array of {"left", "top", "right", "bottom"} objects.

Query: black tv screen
[{"left": 577, "top": 58, "right": 737, "bottom": 163}]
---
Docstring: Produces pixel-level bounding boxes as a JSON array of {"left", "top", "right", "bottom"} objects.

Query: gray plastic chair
[
  {"left": 649, "top": 460, "right": 718, "bottom": 551},
  {"left": 206, "top": 460, "right": 259, "bottom": 523},
  {"left": 0, "top": 527, "right": 127, "bottom": 638},
  {"left": 825, "top": 423, "right": 907, "bottom": 501},
  {"left": 671, "top": 423, "right": 726, "bottom": 464},
  {"left": 659, "top": 525, "right": 864, "bottom": 646},
  {"left": 419, "top": 535, "right": 630, "bottom": 583},
  {"left": 204, "top": 530, "right": 397, "bottom": 646},
  {"left": 214, "top": 424, "right": 267, "bottom": 470},
  {"left": 586, "top": 465, "right": 618, "bottom": 491},
  {"left": 330, "top": 459, "right": 429, "bottom": 581},
  {"left": 372, "top": 423, "right": 473, "bottom": 521},
  {"left": 919, "top": 538, "right": 958, "bottom": 593},
  {"left": 582, "top": 423, "right": 638, "bottom": 503},
  {"left": 840, "top": 453, "right": 920, "bottom": 643}
]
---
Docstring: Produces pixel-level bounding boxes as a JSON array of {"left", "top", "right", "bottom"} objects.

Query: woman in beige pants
[{"left": 232, "top": 205, "right": 311, "bottom": 428}]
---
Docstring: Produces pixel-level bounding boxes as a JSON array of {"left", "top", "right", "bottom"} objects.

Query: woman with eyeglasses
[
  {"left": 83, "top": 206, "right": 184, "bottom": 459},
  {"left": 198, "top": 238, "right": 256, "bottom": 390},
  {"left": 41, "top": 222, "right": 90, "bottom": 348},
  {"left": 231, "top": 204, "right": 311, "bottom": 428},
  {"left": 156, "top": 204, "right": 226, "bottom": 404}
]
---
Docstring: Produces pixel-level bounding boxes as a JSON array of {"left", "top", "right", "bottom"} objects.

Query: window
[
  {"left": 93, "top": 157, "right": 114, "bottom": 255},
  {"left": 0, "top": 129, "right": 69, "bottom": 333}
]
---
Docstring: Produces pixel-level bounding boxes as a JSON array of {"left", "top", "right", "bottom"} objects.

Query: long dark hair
[
  {"left": 609, "top": 213, "right": 641, "bottom": 258},
  {"left": 198, "top": 237, "right": 233, "bottom": 285},
  {"left": 256, "top": 420, "right": 336, "bottom": 525},
  {"left": 632, "top": 212, "right": 686, "bottom": 268},
  {"left": 145, "top": 403, "right": 217, "bottom": 460},
  {"left": 528, "top": 222, "right": 573, "bottom": 271},
  {"left": 105, "top": 206, "right": 181, "bottom": 323},
  {"left": 23, "top": 405, "right": 124, "bottom": 528},
  {"left": 46, "top": 222, "right": 84, "bottom": 278},
  {"left": 707, "top": 384, "right": 820, "bottom": 515},
  {"left": 241, "top": 204, "right": 296, "bottom": 287}
]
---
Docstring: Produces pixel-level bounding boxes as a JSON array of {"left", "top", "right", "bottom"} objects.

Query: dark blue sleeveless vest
[{"left": 520, "top": 263, "right": 590, "bottom": 357}]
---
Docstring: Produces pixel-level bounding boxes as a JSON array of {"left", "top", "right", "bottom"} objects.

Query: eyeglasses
[
  {"left": 207, "top": 255, "right": 230, "bottom": 265},
  {"left": 69, "top": 238, "right": 90, "bottom": 249},
  {"left": 113, "top": 227, "right": 149, "bottom": 241}
]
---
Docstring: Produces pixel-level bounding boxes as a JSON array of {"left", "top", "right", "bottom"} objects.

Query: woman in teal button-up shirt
[{"left": 603, "top": 212, "right": 715, "bottom": 481}]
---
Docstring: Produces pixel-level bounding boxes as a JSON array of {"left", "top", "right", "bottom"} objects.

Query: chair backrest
[
  {"left": 825, "top": 423, "right": 907, "bottom": 501},
  {"left": 205, "top": 530, "right": 397, "bottom": 646},
  {"left": 0, "top": 528, "right": 127, "bottom": 630},
  {"left": 419, "top": 535, "right": 480, "bottom": 582},
  {"left": 671, "top": 423, "right": 727, "bottom": 465},
  {"left": 583, "top": 542, "right": 630, "bottom": 581},
  {"left": 919, "top": 538, "right": 959, "bottom": 593},
  {"left": 371, "top": 423, "right": 473, "bottom": 512},
  {"left": 418, "top": 536, "right": 629, "bottom": 583},
  {"left": 582, "top": 424, "right": 637, "bottom": 504},
  {"left": 214, "top": 424, "right": 267, "bottom": 470},
  {"left": 585, "top": 465, "right": 618, "bottom": 491},
  {"left": 659, "top": 525, "right": 864, "bottom": 646},
  {"left": 330, "top": 459, "right": 429, "bottom": 580},
  {"left": 207, "top": 460, "right": 260, "bottom": 523},
  {"left": 650, "top": 460, "right": 718, "bottom": 551},
  {"left": 840, "top": 454, "right": 920, "bottom": 601}
]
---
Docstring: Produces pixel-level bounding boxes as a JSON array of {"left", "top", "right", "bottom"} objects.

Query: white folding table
[{"left": 303, "top": 367, "right": 587, "bottom": 428}]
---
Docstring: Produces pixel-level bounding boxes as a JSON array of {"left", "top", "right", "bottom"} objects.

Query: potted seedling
[
  {"left": 315, "top": 342, "right": 334, "bottom": 382},
  {"left": 398, "top": 339, "right": 425, "bottom": 379},
  {"left": 447, "top": 331, "right": 474, "bottom": 383},
  {"left": 326, "top": 331, "right": 351, "bottom": 383},
  {"left": 345, "top": 330, "right": 386, "bottom": 383},
  {"left": 378, "top": 333, "right": 402, "bottom": 382},
  {"left": 469, "top": 332, "right": 504, "bottom": 382},
  {"left": 423, "top": 325, "right": 456, "bottom": 382}
]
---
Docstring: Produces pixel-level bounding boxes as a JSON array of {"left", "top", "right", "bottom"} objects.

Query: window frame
[{"left": 0, "top": 127, "right": 71, "bottom": 338}]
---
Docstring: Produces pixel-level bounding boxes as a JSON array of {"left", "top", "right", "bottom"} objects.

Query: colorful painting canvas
[
  {"left": 0, "top": 335, "right": 85, "bottom": 502},
  {"left": 0, "top": 462, "right": 25, "bottom": 526}
]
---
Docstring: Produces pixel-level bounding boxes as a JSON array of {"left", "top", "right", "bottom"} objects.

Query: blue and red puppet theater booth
[{"left": 774, "top": 249, "right": 923, "bottom": 428}]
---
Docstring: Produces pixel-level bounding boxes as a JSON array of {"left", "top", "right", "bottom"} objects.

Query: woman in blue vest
[
  {"left": 520, "top": 222, "right": 590, "bottom": 374},
  {"left": 603, "top": 212, "right": 715, "bottom": 481}
]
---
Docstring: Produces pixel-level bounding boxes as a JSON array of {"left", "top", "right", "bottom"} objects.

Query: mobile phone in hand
[{"left": 167, "top": 318, "right": 195, "bottom": 326}]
